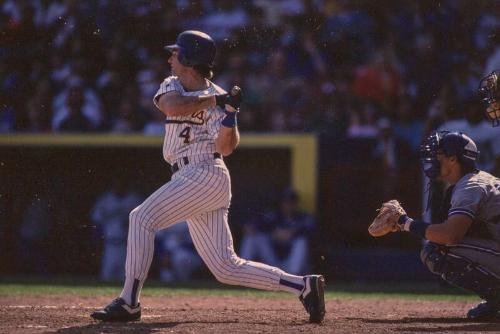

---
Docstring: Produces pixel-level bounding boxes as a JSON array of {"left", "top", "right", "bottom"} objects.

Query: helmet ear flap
[{"left": 176, "top": 50, "right": 191, "bottom": 67}]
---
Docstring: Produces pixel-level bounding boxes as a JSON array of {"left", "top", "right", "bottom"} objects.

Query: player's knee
[
  {"left": 210, "top": 254, "right": 244, "bottom": 285},
  {"left": 129, "top": 206, "right": 151, "bottom": 229},
  {"left": 212, "top": 271, "right": 235, "bottom": 285},
  {"left": 420, "top": 242, "right": 446, "bottom": 275},
  {"left": 210, "top": 260, "right": 239, "bottom": 285},
  {"left": 129, "top": 207, "right": 141, "bottom": 224}
]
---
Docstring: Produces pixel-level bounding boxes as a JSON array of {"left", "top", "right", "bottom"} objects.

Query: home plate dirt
[{"left": 0, "top": 295, "right": 498, "bottom": 333}]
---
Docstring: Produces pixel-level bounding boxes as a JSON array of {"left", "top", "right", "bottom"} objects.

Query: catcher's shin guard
[{"left": 421, "top": 242, "right": 500, "bottom": 300}]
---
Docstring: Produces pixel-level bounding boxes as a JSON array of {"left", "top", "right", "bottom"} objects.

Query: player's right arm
[{"left": 157, "top": 91, "right": 215, "bottom": 117}]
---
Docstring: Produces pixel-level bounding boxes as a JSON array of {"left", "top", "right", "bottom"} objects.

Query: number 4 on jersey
[{"left": 179, "top": 126, "right": 191, "bottom": 143}]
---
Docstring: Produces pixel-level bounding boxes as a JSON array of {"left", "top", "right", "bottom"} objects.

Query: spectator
[
  {"left": 392, "top": 98, "right": 425, "bottom": 152},
  {"left": 91, "top": 176, "right": 142, "bottom": 282},
  {"left": 240, "top": 188, "right": 315, "bottom": 275},
  {"left": 156, "top": 222, "right": 202, "bottom": 282},
  {"left": 52, "top": 79, "right": 103, "bottom": 131},
  {"left": 352, "top": 49, "right": 402, "bottom": 107},
  {"left": 56, "top": 85, "right": 95, "bottom": 132},
  {"left": 239, "top": 213, "right": 280, "bottom": 268},
  {"left": 17, "top": 189, "right": 53, "bottom": 274},
  {"left": 111, "top": 99, "right": 143, "bottom": 133},
  {"left": 0, "top": 0, "right": 497, "bottom": 139},
  {"left": 23, "top": 79, "right": 53, "bottom": 133},
  {"left": 270, "top": 188, "right": 315, "bottom": 274},
  {"left": 201, "top": 1, "right": 249, "bottom": 41},
  {"left": 49, "top": 54, "right": 72, "bottom": 87},
  {"left": 372, "top": 118, "right": 413, "bottom": 199},
  {"left": 26, "top": 98, "right": 51, "bottom": 133},
  {"left": 346, "top": 103, "right": 378, "bottom": 139}
]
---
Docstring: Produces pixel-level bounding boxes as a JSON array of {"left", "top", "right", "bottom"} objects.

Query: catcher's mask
[
  {"left": 420, "top": 131, "right": 479, "bottom": 179},
  {"left": 478, "top": 70, "right": 500, "bottom": 126}
]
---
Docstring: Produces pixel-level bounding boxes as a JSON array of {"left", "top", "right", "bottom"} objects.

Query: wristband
[
  {"left": 398, "top": 215, "right": 413, "bottom": 231},
  {"left": 408, "top": 220, "right": 429, "bottom": 239},
  {"left": 221, "top": 111, "right": 237, "bottom": 128}
]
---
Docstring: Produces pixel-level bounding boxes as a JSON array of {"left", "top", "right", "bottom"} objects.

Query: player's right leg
[
  {"left": 420, "top": 239, "right": 500, "bottom": 321},
  {"left": 187, "top": 208, "right": 326, "bottom": 323}
]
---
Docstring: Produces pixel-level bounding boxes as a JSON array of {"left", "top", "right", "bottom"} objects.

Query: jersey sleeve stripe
[
  {"left": 448, "top": 208, "right": 476, "bottom": 220},
  {"left": 165, "top": 119, "right": 204, "bottom": 125}
]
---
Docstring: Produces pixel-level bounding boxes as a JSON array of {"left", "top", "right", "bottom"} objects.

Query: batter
[{"left": 91, "top": 30, "right": 325, "bottom": 324}]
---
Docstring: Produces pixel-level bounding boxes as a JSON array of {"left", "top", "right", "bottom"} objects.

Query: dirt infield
[{"left": 0, "top": 295, "right": 499, "bottom": 334}]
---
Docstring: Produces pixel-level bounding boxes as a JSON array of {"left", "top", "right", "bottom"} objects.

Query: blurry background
[{"left": 0, "top": 0, "right": 499, "bottom": 283}]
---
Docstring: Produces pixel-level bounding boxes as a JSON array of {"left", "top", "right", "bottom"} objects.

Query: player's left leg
[
  {"left": 421, "top": 238, "right": 500, "bottom": 321},
  {"left": 187, "top": 208, "right": 325, "bottom": 323}
]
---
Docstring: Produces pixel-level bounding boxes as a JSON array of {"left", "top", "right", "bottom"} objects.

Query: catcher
[{"left": 369, "top": 130, "right": 500, "bottom": 321}]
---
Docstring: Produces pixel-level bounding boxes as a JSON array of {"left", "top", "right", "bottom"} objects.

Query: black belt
[{"left": 171, "top": 153, "right": 222, "bottom": 173}]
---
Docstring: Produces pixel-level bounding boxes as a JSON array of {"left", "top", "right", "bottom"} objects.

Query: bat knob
[{"left": 230, "top": 86, "right": 241, "bottom": 96}]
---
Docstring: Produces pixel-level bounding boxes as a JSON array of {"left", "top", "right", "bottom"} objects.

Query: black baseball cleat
[
  {"left": 299, "top": 275, "right": 326, "bottom": 323},
  {"left": 467, "top": 299, "right": 500, "bottom": 321},
  {"left": 91, "top": 297, "right": 141, "bottom": 322}
]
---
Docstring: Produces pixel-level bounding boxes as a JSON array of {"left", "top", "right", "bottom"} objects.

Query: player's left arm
[
  {"left": 424, "top": 185, "right": 482, "bottom": 244},
  {"left": 423, "top": 214, "right": 473, "bottom": 245},
  {"left": 215, "top": 124, "right": 240, "bottom": 156},
  {"left": 369, "top": 198, "right": 475, "bottom": 245}
]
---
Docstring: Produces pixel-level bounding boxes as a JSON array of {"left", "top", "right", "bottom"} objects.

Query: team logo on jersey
[
  {"left": 191, "top": 110, "right": 205, "bottom": 124},
  {"left": 165, "top": 110, "right": 206, "bottom": 125}
]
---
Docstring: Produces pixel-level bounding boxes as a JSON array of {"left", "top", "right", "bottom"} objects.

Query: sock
[
  {"left": 120, "top": 278, "right": 142, "bottom": 306},
  {"left": 279, "top": 273, "right": 305, "bottom": 297}
]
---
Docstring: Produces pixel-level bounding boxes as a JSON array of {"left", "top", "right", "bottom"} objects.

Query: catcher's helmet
[
  {"left": 478, "top": 70, "right": 500, "bottom": 126},
  {"left": 164, "top": 30, "right": 216, "bottom": 68},
  {"left": 420, "top": 131, "right": 479, "bottom": 179}
]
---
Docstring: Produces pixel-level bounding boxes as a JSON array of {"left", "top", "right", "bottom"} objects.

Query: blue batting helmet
[
  {"left": 164, "top": 30, "right": 216, "bottom": 68},
  {"left": 420, "top": 131, "right": 479, "bottom": 179}
]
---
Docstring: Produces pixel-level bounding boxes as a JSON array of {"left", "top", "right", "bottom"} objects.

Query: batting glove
[{"left": 215, "top": 86, "right": 242, "bottom": 111}]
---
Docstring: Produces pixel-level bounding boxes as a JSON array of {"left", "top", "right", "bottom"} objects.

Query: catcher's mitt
[{"left": 368, "top": 200, "right": 406, "bottom": 237}]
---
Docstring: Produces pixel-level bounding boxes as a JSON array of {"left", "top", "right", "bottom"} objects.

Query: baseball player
[
  {"left": 371, "top": 130, "right": 500, "bottom": 321},
  {"left": 91, "top": 30, "right": 325, "bottom": 324}
]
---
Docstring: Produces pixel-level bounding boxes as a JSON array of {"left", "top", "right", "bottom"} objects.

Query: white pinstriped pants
[{"left": 125, "top": 156, "right": 286, "bottom": 292}]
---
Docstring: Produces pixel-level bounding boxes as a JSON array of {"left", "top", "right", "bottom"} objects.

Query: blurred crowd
[
  {"left": 1, "top": 0, "right": 499, "bottom": 147},
  {"left": 3, "top": 0, "right": 500, "bottom": 279}
]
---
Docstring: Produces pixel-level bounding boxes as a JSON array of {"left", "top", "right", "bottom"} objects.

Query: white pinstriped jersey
[{"left": 153, "top": 76, "right": 226, "bottom": 164}]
